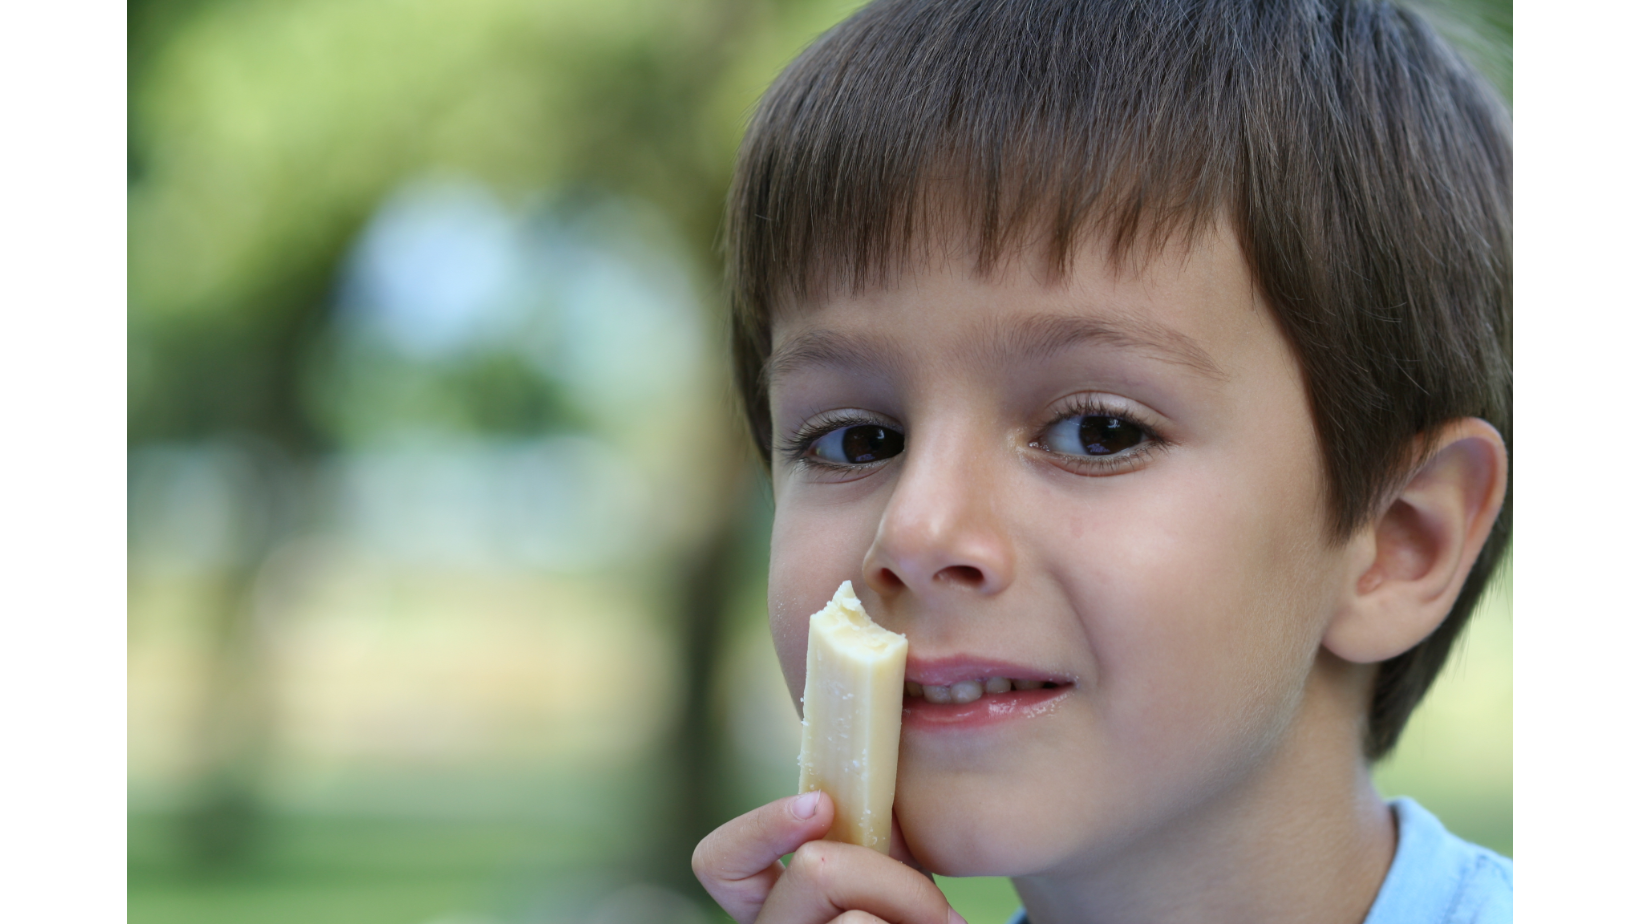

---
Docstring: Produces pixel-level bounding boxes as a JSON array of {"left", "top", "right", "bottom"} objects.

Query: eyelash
[
  {"left": 779, "top": 398, "right": 1168, "bottom": 477},
  {"left": 1028, "top": 396, "right": 1169, "bottom": 475},
  {"left": 778, "top": 410, "right": 899, "bottom": 473}
]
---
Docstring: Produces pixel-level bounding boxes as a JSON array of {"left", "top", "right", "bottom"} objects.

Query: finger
[
  {"left": 694, "top": 791, "right": 835, "bottom": 924},
  {"left": 831, "top": 913, "right": 890, "bottom": 924},
  {"left": 760, "top": 838, "right": 957, "bottom": 924}
]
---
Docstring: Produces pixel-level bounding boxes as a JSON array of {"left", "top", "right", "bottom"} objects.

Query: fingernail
[
  {"left": 948, "top": 909, "right": 969, "bottom": 924},
  {"left": 792, "top": 791, "right": 822, "bottom": 819}
]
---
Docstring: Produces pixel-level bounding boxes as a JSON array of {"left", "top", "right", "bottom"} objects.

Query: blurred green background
[{"left": 126, "top": 1, "right": 1513, "bottom": 921}]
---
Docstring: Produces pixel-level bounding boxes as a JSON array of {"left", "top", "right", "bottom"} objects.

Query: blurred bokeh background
[{"left": 126, "top": 1, "right": 1513, "bottom": 921}]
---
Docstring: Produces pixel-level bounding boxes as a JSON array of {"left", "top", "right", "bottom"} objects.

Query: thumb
[{"left": 693, "top": 790, "right": 835, "bottom": 924}]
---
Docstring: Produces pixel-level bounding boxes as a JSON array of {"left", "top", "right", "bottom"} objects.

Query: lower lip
[{"left": 901, "top": 686, "right": 1071, "bottom": 730}]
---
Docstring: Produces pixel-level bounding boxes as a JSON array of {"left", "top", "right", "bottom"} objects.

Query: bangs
[{"left": 728, "top": 0, "right": 1248, "bottom": 312}]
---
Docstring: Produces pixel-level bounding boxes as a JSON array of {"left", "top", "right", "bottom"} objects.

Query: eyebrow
[
  {"left": 766, "top": 312, "right": 1226, "bottom": 386},
  {"left": 990, "top": 314, "right": 1227, "bottom": 381},
  {"left": 764, "top": 329, "right": 904, "bottom": 389}
]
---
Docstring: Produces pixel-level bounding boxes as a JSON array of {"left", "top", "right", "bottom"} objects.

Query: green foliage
[
  {"left": 127, "top": 0, "right": 776, "bottom": 449},
  {"left": 305, "top": 338, "right": 588, "bottom": 444}
]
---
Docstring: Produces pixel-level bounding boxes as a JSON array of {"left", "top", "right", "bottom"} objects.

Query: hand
[{"left": 692, "top": 790, "right": 965, "bottom": 924}]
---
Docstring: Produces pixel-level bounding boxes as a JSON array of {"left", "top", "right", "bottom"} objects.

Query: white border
[
  {"left": 0, "top": 2, "right": 128, "bottom": 919},
  {"left": 1514, "top": 0, "right": 1638, "bottom": 916},
  {"left": 0, "top": 0, "right": 1614, "bottom": 917}
]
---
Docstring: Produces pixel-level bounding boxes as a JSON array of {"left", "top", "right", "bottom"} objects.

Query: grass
[
  {"left": 127, "top": 809, "right": 642, "bottom": 924},
  {"left": 128, "top": 808, "right": 1030, "bottom": 924}
]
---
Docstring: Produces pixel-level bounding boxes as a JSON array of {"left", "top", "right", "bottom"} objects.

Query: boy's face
[{"left": 765, "top": 224, "right": 1363, "bottom": 877}]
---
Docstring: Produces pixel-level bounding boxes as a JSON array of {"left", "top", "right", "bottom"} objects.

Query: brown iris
[
  {"left": 839, "top": 425, "right": 904, "bottom": 463},
  {"left": 1078, "top": 416, "right": 1145, "bottom": 455}
]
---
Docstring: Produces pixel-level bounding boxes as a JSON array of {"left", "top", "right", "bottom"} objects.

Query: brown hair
[{"left": 726, "top": 0, "right": 1511, "bottom": 760}]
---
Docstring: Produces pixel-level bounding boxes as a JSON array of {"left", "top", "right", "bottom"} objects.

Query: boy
[{"left": 694, "top": 0, "right": 1512, "bottom": 921}]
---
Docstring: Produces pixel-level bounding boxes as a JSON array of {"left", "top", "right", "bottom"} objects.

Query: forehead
[{"left": 767, "top": 224, "right": 1269, "bottom": 391}]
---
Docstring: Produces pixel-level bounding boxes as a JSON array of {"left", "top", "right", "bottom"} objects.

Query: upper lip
[{"left": 904, "top": 655, "right": 1072, "bottom": 687}]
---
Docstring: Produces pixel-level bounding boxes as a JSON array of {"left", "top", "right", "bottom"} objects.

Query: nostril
[
  {"left": 875, "top": 568, "right": 906, "bottom": 591},
  {"left": 936, "top": 565, "right": 985, "bottom": 587}
]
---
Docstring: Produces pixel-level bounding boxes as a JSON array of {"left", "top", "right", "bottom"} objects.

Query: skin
[{"left": 693, "top": 223, "right": 1508, "bottom": 924}]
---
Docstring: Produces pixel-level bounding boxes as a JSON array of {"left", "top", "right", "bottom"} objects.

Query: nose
[{"left": 862, "top": 428, "right": 1015, "bottom": 600}]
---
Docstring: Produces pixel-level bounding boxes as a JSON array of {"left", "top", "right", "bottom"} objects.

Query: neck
[{"left": 1012, "top": 653, "right": 1396, "bottom": 924}]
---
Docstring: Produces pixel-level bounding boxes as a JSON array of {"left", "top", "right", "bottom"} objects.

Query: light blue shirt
[
  {"left": 1363, "top": 798, "right": 1512, "bottom": 924},
  {"left": 1004, "top": 797, "right": 1511, "bottom": 923}
]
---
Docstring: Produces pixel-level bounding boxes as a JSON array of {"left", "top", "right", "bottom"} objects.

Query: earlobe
[{"left": 1323, "top": 418, "right": 1509, "bottom": 664}]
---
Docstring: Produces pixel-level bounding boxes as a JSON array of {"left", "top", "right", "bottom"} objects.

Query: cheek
[
  {"left": 1059, "top": 451, "right": 1337, "bottom": 750},
  {"left": 766, "top": 531, "right": 813, "bottom": 706},
  {"left": 766, "top": 491, "right": 881, "bottom": 705},
  {"left": 767, "top": 596, "right": 807, "bottom": 707}
]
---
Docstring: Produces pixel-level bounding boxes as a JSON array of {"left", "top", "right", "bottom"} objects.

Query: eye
[
  {"left": 1039, "top": 413, "right": 1149, "bottom": 457},
  {"left": 809, "top": 424, "right": 905, "bottom": 465}
]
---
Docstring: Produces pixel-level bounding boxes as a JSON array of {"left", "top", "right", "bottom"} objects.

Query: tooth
[
  {"left": 905, "top": 680, "right": 924, "bottom": 697},
  {"left": 950, "top": 680, "right": 983, "bottom": 704},
  {"left": 923, "top": 684, "right": 953, "bottom": 704},
  {"left": 983, "top": 676, "right": 1011, "bottom": 694},
  {"left": 1014, "top": 679, "right": 1045, "bottom": 690}
]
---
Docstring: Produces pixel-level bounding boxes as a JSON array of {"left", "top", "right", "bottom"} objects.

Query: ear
[{"left": 1323, "top": 418, "right": 1509, "bottom": 664}]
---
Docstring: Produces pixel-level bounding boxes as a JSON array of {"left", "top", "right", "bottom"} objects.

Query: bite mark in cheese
[{"left": 796, "top": 581, "right": 908, "bottom": 852}]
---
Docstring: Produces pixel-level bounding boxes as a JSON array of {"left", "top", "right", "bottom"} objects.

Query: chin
[
  {"left": 906, "top": 838, "right": 1008, "bottom": 878},
  {"left": 896, "top": 793, "right": 1056, "bottom": 878}
]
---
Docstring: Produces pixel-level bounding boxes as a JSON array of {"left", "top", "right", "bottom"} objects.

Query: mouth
[
  {"left": 901, "top": 659, "right": 1073, "bottom": 729},
  {"left": 904, "top": 676, "right": 1065, "bottom": 703}
]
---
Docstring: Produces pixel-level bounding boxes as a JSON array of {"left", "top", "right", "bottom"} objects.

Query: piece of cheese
[{"left": 796, "top": 581, "right": 908, "bottom": 853}]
